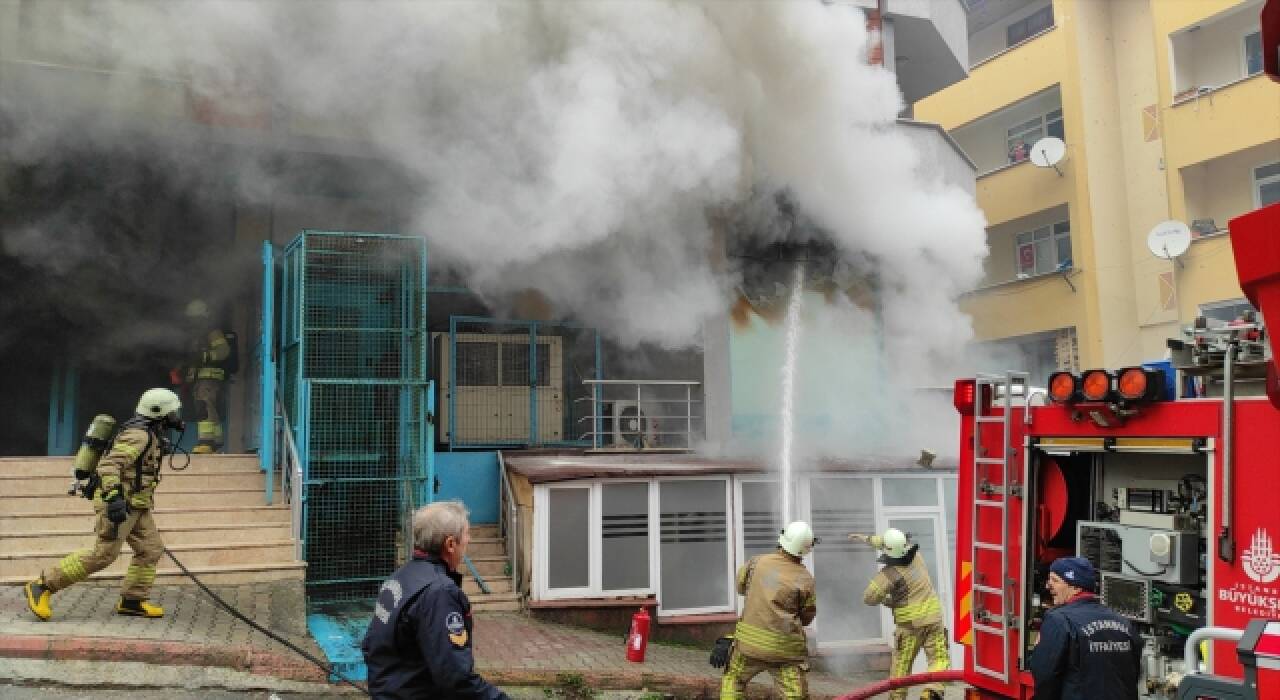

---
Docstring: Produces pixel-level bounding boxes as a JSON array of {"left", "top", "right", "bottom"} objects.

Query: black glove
[
  {"left": 105, "top": 489, "right": 130, "bottom": 524},
  {"left": 74, "top": 469, "right": 91, "bottom": 481},
  {"left": 709, "top": 636, "right": 733, "bottom": 669}
]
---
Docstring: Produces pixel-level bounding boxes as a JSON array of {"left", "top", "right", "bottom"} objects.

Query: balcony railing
[{"left": 578, "top": 380, "right": 703, "bottom": 451}]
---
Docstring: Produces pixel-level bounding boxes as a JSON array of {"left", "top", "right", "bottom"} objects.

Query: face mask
[{"left": 163, "top": 413, "right": 186, "bottom": 432}]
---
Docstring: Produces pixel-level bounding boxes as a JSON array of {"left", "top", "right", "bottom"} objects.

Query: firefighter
[
  {"left": 178, "top": 299, "right": 233, "bottom": 454},
  {"left": 24, "top": 388, "right": 183, "bottom": 620},
  {"left": 853, "top": 528, "right": 949, "bottom": 700},
  {"left": 720, "top": 521, "right": 818, "bottom": 700}
]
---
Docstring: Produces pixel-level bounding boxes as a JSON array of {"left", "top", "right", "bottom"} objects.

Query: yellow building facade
[{"left": 916, "top": 0, "right": 1280, "bottom": 378}]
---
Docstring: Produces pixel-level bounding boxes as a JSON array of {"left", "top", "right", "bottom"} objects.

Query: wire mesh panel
[
  {"left": 278, "top": 231, "right": 429, "bottom": 606},
  {"left": 438, "top": 317, "right": 597, "bottom": 448}
]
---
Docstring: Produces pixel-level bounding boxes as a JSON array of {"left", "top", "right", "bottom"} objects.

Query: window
[
  {"left": 547, "top": 487, "right": 591, "bottom": 590},
  {"left": 539, "top": 481, "right": 655, "bottom": 598},
  {"left": 1006, "top": 5, "right": 1054, "bottom": 47},
  {"left": 660, "top": 479, "right": 730, "bottom": 612},
  {"left": 1200, "top": 299, "right": 1260, "bottom": 325},
  {"left": 1016, "top": 220, "right": 1071, "bottom": 276},
  {"left": 601, "top": 483, "right": 650, "bottom": 591},
  {"left": 1008, "top": 109, "right": 1064, "bottom": 163},
  {"left": 739, "top": 481, "right": 782, "bottom": 561},
  {"left": 1245, "top": 31, "right": 1264, "bottom": 77},
  {"left": 809, "top": 478, "right": 880, "bottom": 642},
  {"left": 1256, "top": 162, "right": 1280, "bottom": 208}
]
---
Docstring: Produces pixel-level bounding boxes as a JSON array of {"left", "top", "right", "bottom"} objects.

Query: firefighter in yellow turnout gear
[
  {"left": 24, "top": 388, "right": 184, "bottom": 621},
  {"left": 181, "top": 300, "right": 233, "bottom": 454},
  {"left": 721, "top": 521, "right": 818, "bottom": 700},
  {"left": 854, "top": 528, "right": 950, "bottom": 700}
]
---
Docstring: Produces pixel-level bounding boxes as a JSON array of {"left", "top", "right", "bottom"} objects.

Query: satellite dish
[
  {"left": 1147, "top": 220, "right": 1192, "bottom": 259},
  {"left": 1030, "top": 137, "right": 1066, "bottom": 170}
]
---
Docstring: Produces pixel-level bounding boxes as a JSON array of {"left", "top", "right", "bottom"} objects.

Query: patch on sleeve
[{"left": 446, "top": 611, "right": 468, "bottom": 647}]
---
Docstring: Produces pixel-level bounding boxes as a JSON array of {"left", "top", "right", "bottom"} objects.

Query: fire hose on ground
[{"left": 832, "top": 669, "right": 968, "bottom": 700}]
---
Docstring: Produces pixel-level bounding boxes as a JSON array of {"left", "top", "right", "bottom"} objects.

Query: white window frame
[
  {"left": 1254, "top": 161, "right": 1280, "bottom": 209},
  {"left": 1007, "top": 108, "right": 1064, "bottom": 164},
  {"left": 1015, "top": 219, "right": 1071, "bottom": 277},
  {"left": 535, "top": 483, "right": 598, "bottom": 600},
  {"left": 1243, "top": 29, "right": 1264, "bottom": 78},
  {"left": 655, "top": 475, "right": 736, "bottom": 616},
  {"left": 732, "top": 476, "right": 783, "bottom": 614}
]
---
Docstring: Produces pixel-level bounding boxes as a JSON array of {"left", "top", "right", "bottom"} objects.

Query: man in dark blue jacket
[
  {"left": 363, "top": 501, "right": 508, "bottom": 700},
  {"left": 1029, "top": 556, "right": 1143, "bottom": 700}
]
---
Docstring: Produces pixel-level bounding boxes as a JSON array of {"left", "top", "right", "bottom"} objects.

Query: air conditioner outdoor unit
[
  {"left": 608, "top": 400, "right": 658, "bottom": 449},
  {"left": 433, "top": 332, "right": 563, "bottom": 445}
]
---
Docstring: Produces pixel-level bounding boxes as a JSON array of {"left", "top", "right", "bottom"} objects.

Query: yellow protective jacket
[
  {"left": 186, "top": 328, "right": 232, "bottom": 382},
  {"left": 863, "top": 545, "right": 943, "bottom": 629},
  {"left": 96, "top": 425, "right": 164, "bottom": 510},
  {"left": 733, "top": 550, "right": 817, "bottom": 663}
]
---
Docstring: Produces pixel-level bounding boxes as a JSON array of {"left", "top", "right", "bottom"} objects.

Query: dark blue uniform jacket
[
  {"left": 362, "top": 555, "right": 508, "bottom": 699},
  {"left": 1028, "top": 594, "right": 1144, "bottom": 700}
]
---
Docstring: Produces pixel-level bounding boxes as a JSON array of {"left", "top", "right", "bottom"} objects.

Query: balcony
[
  {"left": 964, "top": 0, "right": 1055, "bottom": 66},
  {"left": 1180, "top": 142, "right": 1280, "bottom": 240},
  {"left": 838, "top": 0, "right": 969, "bottom": 102},
  {"left": 1165, "top": 3, "right": 1278, "bottom": 169},
  {"left": 915, "top": 7, "right": 1064, "bottom": 130}
]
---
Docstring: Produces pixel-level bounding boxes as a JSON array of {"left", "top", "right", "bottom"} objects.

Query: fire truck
[{"left": 950, "top": 5, "right": 1280, "bottom": 698}]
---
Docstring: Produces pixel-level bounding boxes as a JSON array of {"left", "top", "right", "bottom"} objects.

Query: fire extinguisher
[{"left": 625, "top": 607, "right": 651, "bottom": 663}]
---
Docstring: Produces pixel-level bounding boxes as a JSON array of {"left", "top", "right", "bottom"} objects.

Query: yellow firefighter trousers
[
  {"left": 41, "top": 507, "right": 164, "bottom": 600},
  {"left": 889, "top": 622, "right": 950, "bottom": 700},
  {"left": 721, "top": 648, "right": 809, "bottom": 699},
  {"left": 193, "top": 378, "right": 224, "bottom": 452}
]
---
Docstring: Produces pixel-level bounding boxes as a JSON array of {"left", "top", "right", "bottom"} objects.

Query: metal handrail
[
  {"left": 498, "top": 450, "right": 520, "bottom": 595},
  {"left": 580, "top": 379, "right": 702, "bottom": 450},
  {"left": 275, "top": 396, "right": 305, "bottom": 562}
]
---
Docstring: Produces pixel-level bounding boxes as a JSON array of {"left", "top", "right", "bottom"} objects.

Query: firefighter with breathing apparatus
[
  {"left": 174, "top": 299, "right": 234, "bottom": 454},
  {"left": 851, "top": 527, "right": 950, "bottom": 700},
  {"left": 25, "top": 388, "right": 185, "bottom": 620},
  {"left": 713, "top": 520, "right": 818, "bottom": 699}
]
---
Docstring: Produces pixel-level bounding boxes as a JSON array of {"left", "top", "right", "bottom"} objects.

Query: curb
[
  {"left": 482, "top": 668, "right": 845, "bottom": 699},
  {"left": 0, "top": 634, "right": 328, "bottom": 684}
]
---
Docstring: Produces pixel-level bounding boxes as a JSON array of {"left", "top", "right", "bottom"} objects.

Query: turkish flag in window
[{"left": 1019, "top": 243, "right": 1036, "bottom": 273}]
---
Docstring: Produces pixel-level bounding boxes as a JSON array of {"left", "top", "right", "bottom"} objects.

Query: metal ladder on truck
[{"left": 969, "top": 372, "right": 1029, "bottom": 684}]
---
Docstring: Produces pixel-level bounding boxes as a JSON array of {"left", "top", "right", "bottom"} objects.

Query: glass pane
[
  {"left": 887, "top": 517, "right": 942, "bottom": 593},
  {"left": 1035, "top": 238, "right": 1054, "bottom": 275},
  {"left": 1046, "top": 108, "right": 1063, "bottom": 121},
  {"left": 1256, "top": 162, "right": 1280, "bottom": 181},
  {"left": 1033, "top": 226, "right": 1050, "bottom": 241},
  {"left": 741, "top": 481, "right": 783, "bottom": 560},
  {"left": 1047, "top": 118, "right": 1065, "bottom": 141},
  {"left": 882, "top": 478, "right": 939, "bottom": 507},
  {"left": 1054, "top": 221, "right": 1070, "bottom": 235},
  {"left": 1009, "top": 116, "right": 1042, "bottom": 136},
  {"left": 602, "top": 483, "right": 650, "bottom": 591},
  {"left": 1057, "top": 234, "right": 1072, "bottom": 267},
  {"left": 1016, "top": 232, "right": 1032, "bottom": 245},
  {"left": 1246, "top": 32, "right": 1263, "bottom": 76},
  {"left": 1028, "top": 5, "right": 1054, "bottom": 34},
  {"left": 810, "top": 478, "right": 881, "bottom": 643},
  {"left": 660, "top": 480, "right": 728, "bottom": 610},
  {"left": 1261, "top": 181, "right": 1280, "bottom": 208},
  {"left": 548, "top": 488, "right": 590, "bottom": 589},
  {"left": 1018, "top": 242, "right": 1036, "bottom": 275}
]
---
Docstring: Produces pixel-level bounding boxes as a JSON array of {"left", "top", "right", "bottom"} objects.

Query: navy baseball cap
[{"left": 1049, "top": 556, "right": 1097, "bottom": 592}]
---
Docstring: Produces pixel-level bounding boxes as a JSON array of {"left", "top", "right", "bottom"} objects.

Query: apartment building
[{"left": 916, "top": 0, "right": 1280, "bottom": 378}]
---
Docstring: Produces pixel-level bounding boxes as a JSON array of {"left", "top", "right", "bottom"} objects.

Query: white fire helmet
[
  {"left": 778, "top": 521, "right": 816, "bottom": 557},
  {"left": 136, "top": 388, "right": 182, "bottom": 420},
  {"left": 881, "top": 528, "right": 909, "bottom": 558}
]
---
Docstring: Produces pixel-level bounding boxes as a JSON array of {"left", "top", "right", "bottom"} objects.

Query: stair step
[
  {"left": 0, "top": 454, "right": 262, "bottom": 478},
  {"left": 0, "top": 471, "right": 267, "bottom": 495},
  {"left": 462, "top": 576, "right": 513, "bottom": 596},
  {"left": 469, "top": 592, "right": 522, "bottom": 612},
  {"left": 2, "top": 488, "right": 268, "bottom": 513},
  {"left": 466, "top": 538, "right": 507, "bottom": 557},
  {"left": 0, "top": 522, "right": 292, "bottom": 551},
  {"left": 2, "top": 505, "right": 291, "bottom": 532},
  {"left": 0, "top": 561, "right": 306, "bottom": 586},
  {"left": 470, "top": 524, "right": 500, "bottom": 539},
  {"left": 465, "top": 555, "right": 509, "bottom": 578},
  {"left": 2, "top": 540, "right": 299, "bottom": 574}
]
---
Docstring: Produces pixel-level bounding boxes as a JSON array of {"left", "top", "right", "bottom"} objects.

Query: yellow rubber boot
[
  {"left": 117, "top": 597, "right": 164, "bottom": 618},
  {"left": 25, "top": 580, "right": 52, "bottom": 621}
]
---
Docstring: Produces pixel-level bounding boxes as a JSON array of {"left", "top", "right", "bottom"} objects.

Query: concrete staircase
[
  {"left": 461, "top": 524, "right": 521, "bottom": 612},
  {"left": 0, "top": 454, "right": 305, "bottom": 586}
]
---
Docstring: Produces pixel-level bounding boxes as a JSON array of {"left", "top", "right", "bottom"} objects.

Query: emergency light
[
  {"left": 1043, "top": 367, "right": 1169, "bottom": 405},
  {"left": 952, "top": 378, "right": 991, "bottom": 416}
]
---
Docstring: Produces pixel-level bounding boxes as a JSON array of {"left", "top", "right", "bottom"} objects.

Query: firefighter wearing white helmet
[
  {"left": 24, "top": 388, "right": 185, "bottom": 621},
  {"left": 850, "top": 527, "right": 950, "bottom": 700},
  {"left": 176, "top": 299, "right": 235, "bottom": 454},
  {"left": 719, "top": 521, "right": 818, "bottom": 699}
]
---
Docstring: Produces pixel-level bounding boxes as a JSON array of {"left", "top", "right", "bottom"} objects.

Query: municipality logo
[{"left": 1243, "top": 528, "right": 1280, "bottom": 584}]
